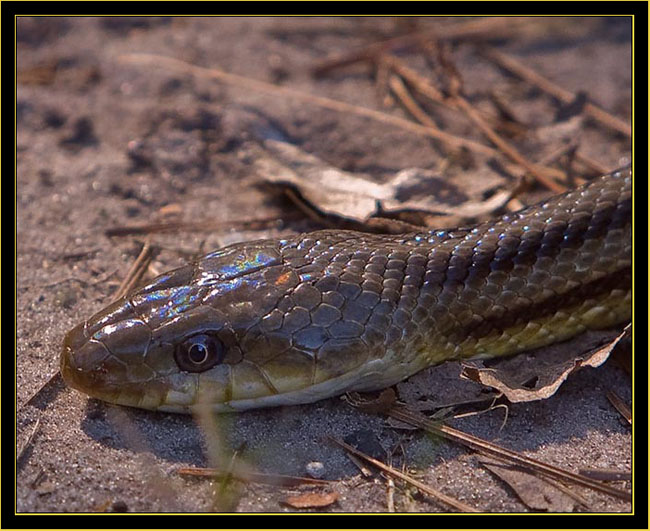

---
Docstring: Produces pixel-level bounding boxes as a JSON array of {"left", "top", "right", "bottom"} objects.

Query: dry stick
[
  {"left": 388, "top": 74, "right": 442, "bottom": 131},
  {"left": 386, "top": 55, "right": 512, "bottom": 133},
  {"left": 384, "top": 59, "right": 528, "bottom": 193},
  {"left": 17, "top": 418, "right": 41, "bottom": 463},
  {"left": 27, "top": 267, "right": 118, "bottom": 291},
  {"left": 374, "top": 58, "right": 392, "bottom": 107},
  {"left": 105, "top": 213, "right": 302, "bottom": 237},
  {"left": 578, "top": 468, "right": 632, "bottom": 482},
  {"left": 392, "top": 53, "right": 516, "bottom": 139},
  {"left": 313, "top": 17, "right": 537, "bottom": 76},
  {"left": 329, "top": 436, "right": 479, "bottom": 513},
  {"left": 385, "top": 55, "right": 570, "bottom": 190},
  {"left": 434, "top": 420, "right": 630, "bottom": 503},
  {"left": 177, "top": 466, "right": 332, "bottom": 487},
  {"left": 387, "top": 405, "right": 631, "bottom": 502},
  {"left": 538, "top": 140, "right": 580, "bottom": 168},
  {"left": 537, "top": 141, "right": 586, "bottom": 187},
  {"left": 384, "top": 55, "right": 450, "bottom": 108},
  {"left": 481, "top": 47, "right": 631, "bottom": 138},
  {"left": 606, "top": 390, "right": 632, "bottom": 424},
  {"left": 119, "top": 53, "right": 499, "bottom": 158},
  {"left": 106, "top": 220, "right": 227, "bottom": 237},
  {"left": 386, "top": 478, "right": 396, "bottom": 512},
  {"left": 452, "top": 95, "right": 566, "bottom": 193},
  {"left": 574, "top": 152, "right": 611, "bottom": 176},
  {"left": 111, "top": 238, "right": 154, "bottom": 302},
  {"left": 213, "top": 444, "right": 249, "bottom": 512},
  {"left": 536, "top": 140, "right": 610, "bottom": 179},
  {"left": 505, "top": 197, "right": 526, "bottom": 213},
  {"left": 486, "top": 89, "right": 527, "bottom": 129}
]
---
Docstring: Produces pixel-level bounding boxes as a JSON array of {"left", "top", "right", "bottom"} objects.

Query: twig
[
  {"left": 537, "top": 141, "right": 586, "bottom": 187},
  {"left": 388, "top": 74, "right": 442, "bottom": 131},
  {"left": 481, "top": 47, "right": 631, "bottom": 137},
  {"left": 313, "top": 17, "right": 537, "bottom": 76},
  {"left": 385, "top": 404, "right": 631, "bottom": 502},
  {"left": 104, "top": 214, "right": 302, "bottom": 237},
  {"left": 374, "top": 57, "right": 392, "bottom": 106},
  {"left": 119, "top": 53, "right": 499, "bottom": 157},
  {"left": 384, "top": 55, "right": 450, "bottom": 108},
  {"left": 606, "top": 390, "right": 632, "bottom": 424},
  {"left": 453, "top": 401, "right": 510, "bottom": 433},
  {"left": 574, "top": 152, "right": 611, "bottom": 175},
  {"left": 111, "top": 238, "right": 155, "bottom": 302},
  {"left": 578, "top": 467, "right": 632, "bottom": 482},
  {"left": 177, "top": 466, "right": 332, "bottom": 487},
  {"left": 538, "top": 140, "right": 580, "bottom": 169},
  {"left": 452, "top": 94, "right": 567, "bottom": 192},
  {"left": 22, "top": 268, "right": 119, "bottom": 291},
  {"left": 342, "top": 448, "right": 374, "bottom": 478},
  {"left": 329, "top": 436, "right": 479, "bottom": 512},
  {"left": 384, "top": 54, "right": 569, "bottom": 190},
  {"left": 17, "top": 418, "right": 41, "bottom": 464},
  {"left": 386, "top": 54, "right": 519, "bottom": 131},
  {"left": 386, "top": 478, "right": 396, "bottom": 512},
  {"left": 486, "top": 90, "right": 525, "bottom": 128}
]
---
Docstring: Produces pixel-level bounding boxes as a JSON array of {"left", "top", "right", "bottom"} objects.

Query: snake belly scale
[{"left": 61, "top": 167, "right": 631, "bottom": 412}]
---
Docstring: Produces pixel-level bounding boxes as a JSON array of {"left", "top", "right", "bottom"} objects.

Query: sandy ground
[{"left": 16, "top": 17, "right": 633, "bottom": 514}]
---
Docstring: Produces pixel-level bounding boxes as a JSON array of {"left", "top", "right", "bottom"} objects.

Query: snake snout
[
  {"left": 60, "top": 323, "right": 113, "bottom": 394},
  {"left": 60, "top": 309, "right": 192, "bottom": 411}
]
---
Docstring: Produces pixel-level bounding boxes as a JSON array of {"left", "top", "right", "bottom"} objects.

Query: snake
[{"left": 61, "top": 167, "right": 631, "bottom": 413}]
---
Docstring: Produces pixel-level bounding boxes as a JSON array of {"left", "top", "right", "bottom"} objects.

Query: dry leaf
[
  {"left": 479, "top": 457, "right": 577, "bottom": 512},
  {"left": 460, "top": 328, "right": 628, "bottom": 403},
  {"left": 255, "top": 139, "right": 510, "bottom": 225},
  {"left": 283, "top": 491, "right": 339, "bottom": 509}
]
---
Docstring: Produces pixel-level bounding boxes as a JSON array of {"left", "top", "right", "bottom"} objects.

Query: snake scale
[{"left": 61, "top": 167, "right": 631, "bottom": 412}]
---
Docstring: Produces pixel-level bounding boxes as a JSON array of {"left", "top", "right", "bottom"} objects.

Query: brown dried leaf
[
  {"left": 283, "top": 491, "right": 339, "bottom": 509},
  {"left": 460, "top": 328, "right": 628, "bottom": 403},
  {"left": 479, "top": 457, "right": 577, "bottom": 512},
  {"left": 255, "top": 139, "right": 510, "bottom": 225}
]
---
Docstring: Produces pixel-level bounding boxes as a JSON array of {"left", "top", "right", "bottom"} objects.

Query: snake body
[{"left": 61, "top": 167, "right": 631, "bottom": 412}]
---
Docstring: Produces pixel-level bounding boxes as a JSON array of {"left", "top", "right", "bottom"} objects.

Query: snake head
[{"left": 61, "top": 236, "right": 389, "bottom": 413}]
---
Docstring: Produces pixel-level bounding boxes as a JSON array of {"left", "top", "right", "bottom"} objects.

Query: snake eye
[{"left": 174, "top": 334, "right": 225, "bottom": 372}]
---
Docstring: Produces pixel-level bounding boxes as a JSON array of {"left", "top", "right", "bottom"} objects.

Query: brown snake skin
[{"left": 61, "top": 167, "right": 631, "bottom": 412}]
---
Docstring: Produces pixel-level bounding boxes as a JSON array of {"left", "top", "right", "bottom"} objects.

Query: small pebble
[
  {"left": 305, "top": 461, "right": 325, "bottom": 479},
  {"left": 111, "top": 500, "right": 128, "bottom": 512}
]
